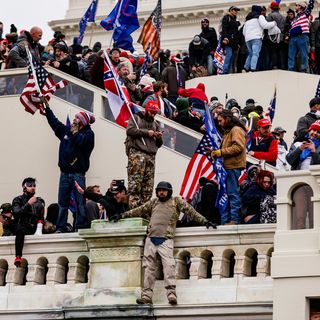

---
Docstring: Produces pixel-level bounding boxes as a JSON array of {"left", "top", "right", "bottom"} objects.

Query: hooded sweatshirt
[{"left": 178, "top": 83, "right": 208, "bottom": 110}]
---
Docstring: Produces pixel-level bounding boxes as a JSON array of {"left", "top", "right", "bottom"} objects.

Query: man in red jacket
[{"left": 248, "top": 118, "right": 278, "bottom": 166}]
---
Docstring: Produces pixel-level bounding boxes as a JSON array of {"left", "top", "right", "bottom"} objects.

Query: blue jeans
[
  {"left": 57, "top": 172, "right": 87, "bottom": 232},
  {"left": 222, "top": 46, "right": 234, "bottom": 74},
  {"left": 245, "top": 39, "right": 262, "bottom": 71},
  {"left": 207, "top": 54, "right": 215, "bottom": 75},
  {"left": 288, "top": 34, "right": 309, "bottom": 72},
  {"left": 221, "top": 169, "right": 242, "bottom": 224}
]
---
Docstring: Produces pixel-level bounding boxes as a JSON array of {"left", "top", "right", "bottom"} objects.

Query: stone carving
[{"left": 90, "top": 247, "right": 141, "bottom": 262}]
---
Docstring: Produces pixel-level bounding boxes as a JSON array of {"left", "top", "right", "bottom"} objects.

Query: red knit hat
[
  {"left": 270, "top": 1, "right": 280, "bottom": 9},
  {"left": 75, "top": 112, "right": 95, "bottom": 126},
  {"left": 309, "top": 120, "right": 320, "bottom": 132},
  {"left": 145, "top": 101, "right": 159, "bottom": 114},
  {"left": 138, "top": 57, "right": 145, "bottom": 65}
]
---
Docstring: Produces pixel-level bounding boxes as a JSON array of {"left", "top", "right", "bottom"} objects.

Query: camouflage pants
[
  {"left": 141, "top": 237, "right": 176, "bottom": 301},
  {"left": 127, "top": 149, "right": 155, "bottom": 209}
]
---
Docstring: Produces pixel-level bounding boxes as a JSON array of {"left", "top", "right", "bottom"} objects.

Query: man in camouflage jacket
[{"left": 112, "top": 181, "right": 216, "bottom": 305}]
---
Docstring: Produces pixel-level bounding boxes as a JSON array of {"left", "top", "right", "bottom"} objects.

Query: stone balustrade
[{"left": 0, "top": 219, "right": 275, "bottom": 319}]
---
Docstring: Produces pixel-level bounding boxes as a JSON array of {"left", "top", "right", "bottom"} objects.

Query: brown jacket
[
  {"left": 122, "top": 196, "right": 207, "bottom": 239},
  {"left": 220, "top": 125, "right": 246, "bottom": 169},
  {"left": 125, "top": 111, "right": 163, "bottom": 155}
]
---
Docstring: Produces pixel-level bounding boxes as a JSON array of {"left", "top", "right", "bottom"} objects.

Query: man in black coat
[
  {"left": 12, "top": 177, "right": 45, "bottom": 267},
  {"left": 45, "top": 107, "right": 95, "bottom": 233},
  {"left": 221, "top": 6, "right": 241, "bottom": 74},
  {"left": 200, "top": 17, "right": 218, "bottom": 75}
]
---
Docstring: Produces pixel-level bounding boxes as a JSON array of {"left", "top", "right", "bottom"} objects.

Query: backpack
[{"left": 268, "top": 25, "right": 281, "bottom": 43}]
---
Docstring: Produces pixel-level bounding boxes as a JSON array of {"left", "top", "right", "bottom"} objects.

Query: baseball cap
[
  {"left": 229, "top": 6, "right": 240, "bottom": 11},
  {"left": 258, "top": 118, "right": 271, "bottom": 127},
  {"left": 274, "top": 126, "right": 286, "bottom": 133}
]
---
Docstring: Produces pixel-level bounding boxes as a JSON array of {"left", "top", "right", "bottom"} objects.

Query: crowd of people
[{"left": 1, "top": 1, "right": 320, "bottom": 306}]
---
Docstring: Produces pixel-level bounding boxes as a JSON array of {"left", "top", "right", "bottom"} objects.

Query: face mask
[
  {"left": 315, "top": 110, "right": 320, "bottom": 118},
  {"left": 233, "top": 112, "right": 239, "bottom": 118}
]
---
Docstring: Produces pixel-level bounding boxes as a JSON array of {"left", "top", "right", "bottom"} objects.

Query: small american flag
[
  {"left": 138, "top": 0, "right": 162, "bottom": 58},
  {"left": 20, "top": 59, "right": 67, "bottom": 115},
  {"left": 140, "top": 43, "right": 152, "bottom": 80}
]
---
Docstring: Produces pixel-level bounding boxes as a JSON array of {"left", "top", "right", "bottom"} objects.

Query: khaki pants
[{"left": 142, "top": 237, "right": 176, "bottom": 300}]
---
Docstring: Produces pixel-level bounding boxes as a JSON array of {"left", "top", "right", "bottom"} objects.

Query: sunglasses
[{"left": 1, "top": 215, "right": 11, "bottom": 221}]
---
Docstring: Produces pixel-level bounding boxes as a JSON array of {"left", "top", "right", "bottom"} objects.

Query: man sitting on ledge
[{"left": 111, "top": 181, "right": 216, "bottom": 306}]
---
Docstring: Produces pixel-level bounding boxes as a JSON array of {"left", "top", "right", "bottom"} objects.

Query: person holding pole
[{"left": 125, "top": 100, "right": 163, "bottom": 209}]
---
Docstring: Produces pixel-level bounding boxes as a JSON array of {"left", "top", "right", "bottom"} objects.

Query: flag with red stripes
[
  {"left": 138, "top": 0, "right": 161, "bottom": 59},
  {"left": 180, "top": 133, "right": 216, "bottom": 200},
  {"left": 20, "top": 61, "right": 67, "bottom": 115}
]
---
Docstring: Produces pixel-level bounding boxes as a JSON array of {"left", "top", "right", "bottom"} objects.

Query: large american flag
[
  {"left": 138, "top": 0, "right": 162, "bottom": 58},
  {"left": 20, "top": 60, "right": 67, "bottom": 115},
  {"left": 180, "top": 133, "right": 216, "bottom": 200}
]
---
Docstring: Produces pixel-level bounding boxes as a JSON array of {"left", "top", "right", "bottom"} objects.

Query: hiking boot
[
  {"left": 168, "top": 293, "right": 177, "bottom": 305},
  {"left": 136, "top": 297, "right": 153, "bottom": 305},
  {"left": 14, "top": 256, "right": 22, "bottom": 267}
]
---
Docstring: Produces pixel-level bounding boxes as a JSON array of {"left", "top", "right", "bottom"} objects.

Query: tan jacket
[
  {"left": 122, "top": 197, "right": 207, "bottom": 239},
  {"left": 221, "top": 125, "right": 246, "bottom": 169}
]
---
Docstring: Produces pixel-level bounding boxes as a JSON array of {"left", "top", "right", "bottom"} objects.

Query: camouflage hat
[{"left": 0, "top": 203, "right": 12, "bottom": 213}]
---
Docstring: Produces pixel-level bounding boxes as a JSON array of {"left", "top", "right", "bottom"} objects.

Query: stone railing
[{"left": 0, "top": 219, "right": 275, "bottom": 319}]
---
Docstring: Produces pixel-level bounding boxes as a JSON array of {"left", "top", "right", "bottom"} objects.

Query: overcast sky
[{"left": 1, "top": 1, "right": 68, "bottom": 44}]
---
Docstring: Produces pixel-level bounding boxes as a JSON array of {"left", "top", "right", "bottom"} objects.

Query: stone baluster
[
  {"left": 234, "top": 255, "right": 246, "bottom": 278},
  {"left": 175, "top": 257, "right": 188, "bottom": 279},
  {"left": 212, "top": 256, "right": 227, "bottom": 279},
  {"left": 68, "top": 262, "right": 87, "bottom": 284},
  {"left": 0, "top": 266, "right": 8, "bottom": 286},
  {"left": 257, "top": 254, "right": 270, "bottom": 278},
  {"left": 46, "top": 263, "right": 67, "bottom": 285},
  {"left": 4, "top": 266, "right": 16, "bottom": 286},
  {"left": 189, "top": 256, "right": 201, "bottom": 279}
]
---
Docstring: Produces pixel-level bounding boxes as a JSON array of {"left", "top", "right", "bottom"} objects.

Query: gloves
[
  {"left": 109, "top": 214, "right": 122, "bottom": 223},
  {"left": 205, "top": 220, "right": 217, "bottom": 229},
  {"left": 211, "top": 149, "right": 221, "bottom": 158}
]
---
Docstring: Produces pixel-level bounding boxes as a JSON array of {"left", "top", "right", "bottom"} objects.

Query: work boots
[
  {"left": 136, "top": 296, "right": 153, "bottom": 305},
  {"left": 167, "top": 292, "right": 177, "bottom": 305}
]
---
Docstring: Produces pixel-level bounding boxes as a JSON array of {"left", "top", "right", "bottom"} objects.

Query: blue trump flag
[
  {"left": 140, "top": 43, "right": 152, "bottom": 80},
  {"left": 78, "top": 0, "right": 99, "bottom": 44},
  {"left": 100, "top": 0, "right": 139, "bottom": 52},
  {"left": 204, "top": 105, "right": 228, "bottom": 213}
]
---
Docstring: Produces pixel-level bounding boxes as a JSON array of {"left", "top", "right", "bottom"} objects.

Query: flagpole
[
  {"left": 25, "top": 46, "right": 49, "bottom": 109},
  {"left": 104, "top": 50, "right": 146, "bottom": 145},
  {"left": 88, "top": 23, "right": 95, "bottom": 48},
  {"left": 109, "top": 0, "right": 124, "bottom": 48}
]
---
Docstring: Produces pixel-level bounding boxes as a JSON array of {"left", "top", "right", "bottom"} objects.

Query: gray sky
[{"left": 1, "top": 1, "right": 69, "bottom": 45}]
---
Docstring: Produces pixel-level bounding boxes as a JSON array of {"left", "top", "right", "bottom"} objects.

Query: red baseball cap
[{"left": 257, "top": 118, "right": 271, "bottom": 127}]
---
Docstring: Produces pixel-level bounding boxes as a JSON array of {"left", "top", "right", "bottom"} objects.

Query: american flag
[
  {"left": 266, "top": 88, "right": 276, "bottom": 123},
  {"left": 213, "top": 36, "right": 225, "bottom": 75},
  {"left": 138, "top": 0, "right": 162, "bottom": 58},
  {"left": 20, "top": 60, "right": 67, "bottom": 115},
  {"left": 180, "top": 133, "right": 216, "bottom": 200}
]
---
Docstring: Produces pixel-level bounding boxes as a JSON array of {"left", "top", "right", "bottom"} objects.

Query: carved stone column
[{"left": 79, "top": 218, "right": 148, "bottom": 305}]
